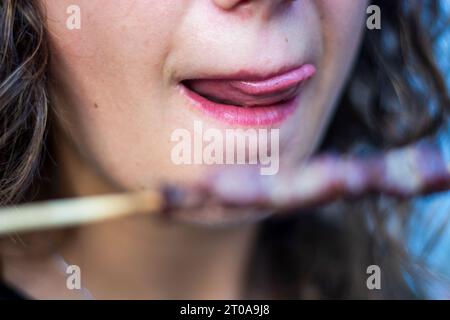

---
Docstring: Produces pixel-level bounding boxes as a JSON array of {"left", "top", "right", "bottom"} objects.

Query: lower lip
[{"left": 179, "top": 84, "right": 301, "bottom": 126}]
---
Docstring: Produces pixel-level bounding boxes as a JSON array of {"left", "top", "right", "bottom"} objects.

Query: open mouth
[{"left": 179, "top": 64, "right": 316, "bottom": 126}]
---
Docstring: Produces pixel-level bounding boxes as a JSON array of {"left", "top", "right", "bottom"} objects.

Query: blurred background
[{"left": 406, "top": 0, "right": 450, "bottom": 298}]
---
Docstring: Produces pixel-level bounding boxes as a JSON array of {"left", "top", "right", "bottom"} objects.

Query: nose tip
[{"left": 213, "top": 0, "right": 296, "bottom": 11}]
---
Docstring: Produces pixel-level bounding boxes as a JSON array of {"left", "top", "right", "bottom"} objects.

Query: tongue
[
  {"left": 184, "top": 64, "right": 316, "bottom": 107},
  {"left": 185, "top": 79, "right": 300, "bottom": 106}
]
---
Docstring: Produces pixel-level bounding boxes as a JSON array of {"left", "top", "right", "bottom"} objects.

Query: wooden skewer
[
  {"left": 0, "top": 191, "right": 164, "bottom": 236},
  {"left": 0, "top": 141, "right": 448, "bottom": 236}
]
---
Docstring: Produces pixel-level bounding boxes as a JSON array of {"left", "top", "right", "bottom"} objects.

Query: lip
[{"left": 179, "top": 64, "right": 316, "bottom": 126}]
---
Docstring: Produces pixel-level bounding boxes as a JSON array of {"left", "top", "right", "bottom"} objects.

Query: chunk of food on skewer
[{"left": 189, "top": 142, "right": 450, "bottom": 211}]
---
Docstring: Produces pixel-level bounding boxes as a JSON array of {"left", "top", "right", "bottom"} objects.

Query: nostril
[
  {"left": 213, "top": 0, "right": 252, "bottom": 10},
  {"left": 213, "top": 0, "right": 297, "bottom": 14}
]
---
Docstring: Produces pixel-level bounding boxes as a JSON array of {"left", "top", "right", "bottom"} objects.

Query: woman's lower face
[{"left": 42, "top": 0, "right": 369, "bottom": 223}]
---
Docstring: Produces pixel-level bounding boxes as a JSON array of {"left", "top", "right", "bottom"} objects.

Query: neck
[
  {"left": 46, "top": 132, "right": 257, "bottom": 299},
  {"left": 62, "top": 218, "right": 256, "bottom": 299}
]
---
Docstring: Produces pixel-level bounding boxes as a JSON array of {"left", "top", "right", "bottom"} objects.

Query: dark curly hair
[
  {"left": 0, "top": 0, "right": 48, "bottom": 205},
  {"left": 0, "top": 0, "right": 449, "bottom": 299}
]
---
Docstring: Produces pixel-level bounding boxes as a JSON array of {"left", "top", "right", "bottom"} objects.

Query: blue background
[{"left": 406, "top": 0, "right": 450, "bottom": 298}]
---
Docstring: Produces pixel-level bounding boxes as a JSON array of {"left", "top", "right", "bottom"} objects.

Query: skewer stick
[
  {"left": 0, "top": 142, "right": 449, "bottom": 236},
  {"left": 0, "top": 191, "right": 164, "bottom": 235}
]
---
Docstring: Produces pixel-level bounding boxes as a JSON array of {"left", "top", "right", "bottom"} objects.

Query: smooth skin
[{"left": 4, "top": 0, "right": 369, "bottom": 299}]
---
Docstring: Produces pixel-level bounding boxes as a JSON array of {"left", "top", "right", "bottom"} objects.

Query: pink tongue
[
  {"left": 184, "top": 65, "right": 316, "bottom": 107},
  {"left": 185, "top": 79, "right": 299, "bottom": 107}
]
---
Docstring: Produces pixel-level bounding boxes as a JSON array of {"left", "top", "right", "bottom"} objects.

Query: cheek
[
  {"left": 44, "top": 0, "right": 172, "bottom": 116},
  {"left": 314, "top": 0, "right": 368, "bottom": 93},
  {"left": 43, "top": 0, "right": 187, "bottom": 135},
  {"left": 318, "top": 0, "right": 369, "bottom": 52},
  {"left": 42, "top": 1, "right": 189, "bottom": 187},
  {"left": 43, "top": 1, "right": 183, "bottom": 71},
  {"left": 288, "top": 0, "right": 369, "bottom": 156}
]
